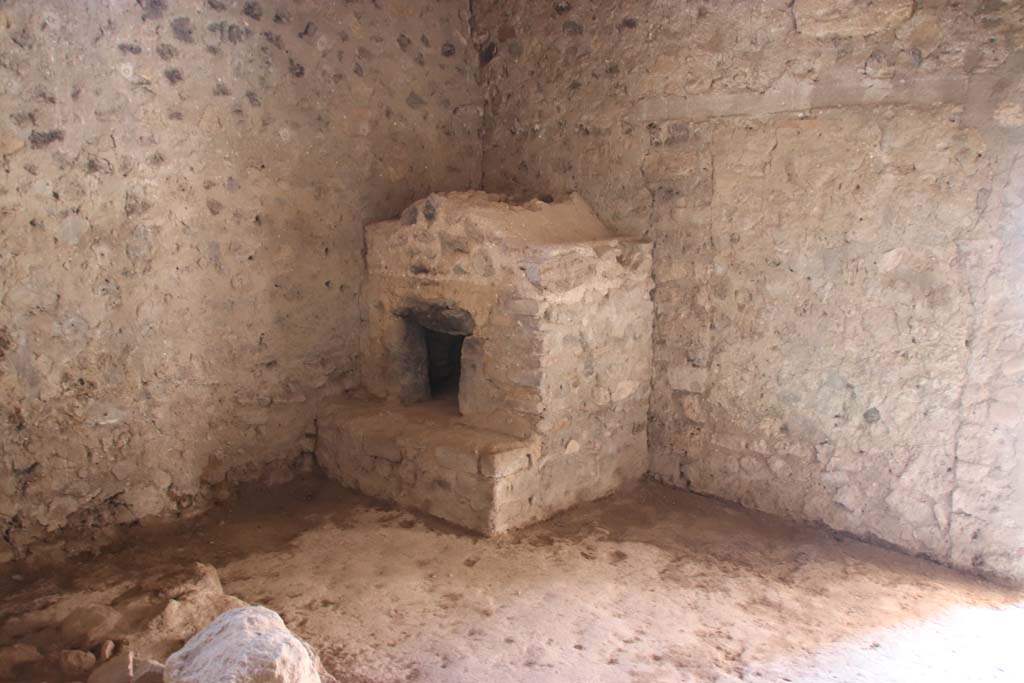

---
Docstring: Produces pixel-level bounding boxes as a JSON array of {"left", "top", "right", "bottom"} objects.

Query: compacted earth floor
[{"left": 2, "top": 478, "right": 1021, "bottom": 683}]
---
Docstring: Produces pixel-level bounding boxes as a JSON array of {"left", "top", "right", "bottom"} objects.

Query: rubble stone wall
[
  {"left": 0, "top": 0, "right": 481, "bottom": 561},
  {"left": 4, "top": 0, "right": 1022, "bottom": 585},
  {"left": 476, "top": 0, "right": 1024, "bottom": 582},
  {"left": 531, "top": 239, "right": 654, "bottom": 510}
]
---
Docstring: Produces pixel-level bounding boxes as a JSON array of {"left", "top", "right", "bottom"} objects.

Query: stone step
[{"left": 317, "top": 398, "right": 541, "bottom": 534}]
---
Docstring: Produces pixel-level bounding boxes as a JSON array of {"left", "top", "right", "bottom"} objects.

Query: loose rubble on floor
[{"left": 0, "top": 563, "right": 331, "bottom": 683}]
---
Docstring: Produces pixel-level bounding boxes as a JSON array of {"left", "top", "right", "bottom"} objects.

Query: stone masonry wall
[
  {"left": 0, "top": 0, "right": 481, "bottom": 562},
  {"left": 476, "top": 0, "right": 1024, "bottom": 582}
]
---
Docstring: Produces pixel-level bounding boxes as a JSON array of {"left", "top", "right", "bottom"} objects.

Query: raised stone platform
[
  {"left": 317, "top": 397, "right": 547, "bottom": 534},
  {"left": 317, "top": 394, "right": 651, "bottom": 534}
]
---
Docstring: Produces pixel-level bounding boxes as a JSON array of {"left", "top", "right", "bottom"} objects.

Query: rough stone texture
[
  {"left": 164, "top": 606, "right": 325, "bottom": 683},
  {"left": 135, "top": 659, "right": 166, "bottom": 683},
  {"left": 59, "top": 604, "right": 122, "bottom": 649},
  {"left": 318, "top": 399, "right": 536, "bottom": 534},
  {"left": 476, "top": 0, "right": 1024, "bottom": 583},
  {"left": 0, "top": 0, "right": 481, "bottom": 562},
  {"left": 0, "top": 561, "right": 244, "bottom": 679},
  {"left": 793, "top": 0, "right": 915, "bottom": 38},
  {"left": 58, "top": 649, "right": 97, "bottom": 679},
  {"left": 86, "top": 652, "right": 132, "bottom": 683},
  {"left": 0, "top": 643, "right": 43, "bottom": 680},
  {"left": 318, "top": 192, "right": 654, "bottom": 533},
  {"left": 128, "top": 562, "right": 247, "bottom": 659},
  {"left": 133, "top": 659, "right": 166, "bottom": 683}
]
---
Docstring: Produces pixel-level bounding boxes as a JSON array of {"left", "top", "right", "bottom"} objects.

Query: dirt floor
[{"left": 2, "top": 477, "right": 1022, "bottom": 683}]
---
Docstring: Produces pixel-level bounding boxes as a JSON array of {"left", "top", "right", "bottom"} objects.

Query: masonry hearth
[{"left": 317, "top": 192, "right": 655, "bottom": 534}]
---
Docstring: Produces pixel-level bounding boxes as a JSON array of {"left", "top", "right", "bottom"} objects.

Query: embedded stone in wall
[{"left": 793, "top": 0, "right": 914, "bottom": 38}]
